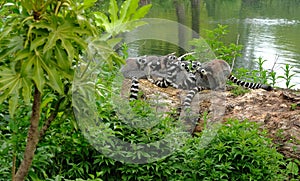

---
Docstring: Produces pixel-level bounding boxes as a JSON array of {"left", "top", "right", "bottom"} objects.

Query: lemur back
[{"left": 195, "top": 59, "right": 272, "bottom": 91}]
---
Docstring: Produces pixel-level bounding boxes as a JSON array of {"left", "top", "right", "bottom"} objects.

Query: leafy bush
[
  {"left": 170, "top": 119, "right": 286, "bottom": 181},
  {"left": 203, "top": 24, "right": 243, "bottom": 64}
]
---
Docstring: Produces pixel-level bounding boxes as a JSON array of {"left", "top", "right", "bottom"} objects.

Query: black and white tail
[
  {"left": 228, "top": 75, "right": 273, "bottom": 91},
  {"left": 129, "top": 77, "right": 139, "bottom": 101},
  {"left": 182, "top": 86, "right": 206, "bottom": 107}
]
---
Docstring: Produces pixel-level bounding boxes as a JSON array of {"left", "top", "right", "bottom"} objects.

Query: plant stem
[{"left": 15, "top": 87, "right": 41, "bottom": 181}]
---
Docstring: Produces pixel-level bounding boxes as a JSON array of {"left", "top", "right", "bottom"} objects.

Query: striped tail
[
  {"left": 228, "top": 74, "right": 273, "bottom": 91},
  {"left": 129, "top": 77, "right": 139, "bottom": 100},
  {"left": 182, "top": 86, "right": 206, "bottom": 108},
  {"left": 154, "top": 79, "right": 172, "bottom": 88}
]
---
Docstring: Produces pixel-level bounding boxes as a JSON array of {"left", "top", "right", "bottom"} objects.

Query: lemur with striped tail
[
  {"left": 182, "top": 59, "right": 273, "bottom": 107},
  {"left": 122, "top": 54, "right": 272, "bottom": 108}
]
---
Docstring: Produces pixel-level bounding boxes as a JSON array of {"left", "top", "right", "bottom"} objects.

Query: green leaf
[
  {"left": 287, "top": 161, "right": 299, "bottom": 175},
  {"left": 0, "top": 89, "right": 10, "bottom": 104},
  {"left": 82, "top": 0, "right": 97, "bottom": 9},
  {"left": 61, "top": 39, "right": 75, "bottom": 62},
  {"left": 32, "top": 56, "right": 45, "bottom": 93},
  {"left": 40, "top": 57, "right": 64, "bottom": 94},
  {"left": 107, "top": 38, "right": 122, "bottom": 48},
  {"left": 0, "top": 68, "right": 21, "bottom": 93},
  {"left": 9, "top": 90, "right": 19, "bottom": 118},
  {"left": 15, "top": 50, "right": 32, "bottom": 62},
  {"left": 30, "top": 36, "right": 47, "bottom": 51},
  {"left": 55, "top": 45, "right": 70, "bottom": 71},
  {"left": 21, "top": 77, "right": 33, "bottom": 104},
  {"left": 0, "top": 36, "right": 24, "bottom": 60},
  {"left": 43, "top": 31, "right": 59, "bottom": 53},
  {"left": 132, "top": 4, "right": 152, "bottom": 20},
  {"left": 119, "top": 0, "right": 138, "bottom": 22},
  {"left": 94, "top": 12, "right": 110, "bottom": 27},
  {"left": 108, "top": 0, "right": 119, "bottom": 23}
]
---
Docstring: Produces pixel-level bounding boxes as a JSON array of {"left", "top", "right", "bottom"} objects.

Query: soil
[{"left": 133, "top": 79, "right": 300, "bottom": 160}]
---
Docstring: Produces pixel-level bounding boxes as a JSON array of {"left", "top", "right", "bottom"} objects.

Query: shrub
[{"left": 170, "top": 119, "right": 286, "bottom": 181}]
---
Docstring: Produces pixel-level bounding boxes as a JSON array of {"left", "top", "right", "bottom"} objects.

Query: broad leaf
[
  {"left": 108, "top": 0, "right": 119, "bottom": 23},
  {"left": 30, "top": 36, "right": 47, "bottom": 51},
  {"left": 32, "top": 56, "right": 45, "bottom": 93},
  {"left": 55, "top": 45, "right": 70, "bottom": 71},
  {"left": 94, "top": 0, "right": 151, "bottom": 38},
  {"left": 40, "top": 55, "right": 64, "bottom": 94},
  {"left": 9, "top": 90, "right": 19, "bottom": 118},
  {"left": 119, "top": 0, "right": 139, "bottom": 22},
  {"left": 21, "top": 77, "right": 33, "bottom": 104},
  {"left": 0, "top": 36, "right": 24, "bottom": 60},
  {"left": 61, "top": 39, "right": 75, "bottom": 62},
  {"left": 132, "top": 4, "right": 152, "bottom": 20}
]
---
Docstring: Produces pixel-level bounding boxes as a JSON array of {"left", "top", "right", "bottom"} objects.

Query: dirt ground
[{"left": 134, "top": 79, "right": 300, "bottom": 160}]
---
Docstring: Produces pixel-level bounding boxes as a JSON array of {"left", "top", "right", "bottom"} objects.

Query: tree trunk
[
  {"left": 191, "top": 0, "right": 200, "bottom": 38},
  {"left": 14, "top": 87, "right": 41, "bottom": 181},
  {"left": 174, "top": 0, "right": 187, "bottom": 54}
]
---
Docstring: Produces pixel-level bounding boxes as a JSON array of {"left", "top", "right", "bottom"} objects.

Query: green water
[{"left": 126, "top": 0, "right": 300, "bottom": 88}]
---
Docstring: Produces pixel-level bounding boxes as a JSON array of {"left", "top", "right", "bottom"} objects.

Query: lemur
[
  {"left": 182, "top": 59, "right": 273, "bottom": 107},
  {"left": 122, "top": 54, "right": 272, "bottom": 108}
]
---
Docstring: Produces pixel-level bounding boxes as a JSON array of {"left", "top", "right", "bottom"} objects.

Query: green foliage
[
  {"left": 278, "top": 64, "right": 296, "bottom": 89},
  {"left": 268, "top": 70, "right": 277, "bottom": 87},
  {"left": 0, "top": 0, "right": 152, "bottom": 180},
  {"left": 0, "top": 0, "right": 96, "bottom": 117},
  {"left": 286, "top": 160, "right": 299, "bottom": 176},
  {"left": 1, "top": 106, "right": 289, "bottom": 180},
  {"left": 230, "top": 85, "right": 250, "bottom": 97},
  {"left": 251, "top": 57, "right": 268, "bottom": 84},
  {"left": 290, "top": 103, "right": 299, "bottom": 111},
  {"left": 188, "top": 37, "right": 216, "bottom": 62},
  {"left": 170, "top": 119, "right": 286, "bottom": 181},
  {"left": 94, "top": 0, "right": 152, "bottom": 39},
  {"left": 233, "top": 57, "right": 297, "bottom": 89},
  {"left": 121, "top": 42, "right": 129, "bottom": 59},
  {"left": 203, "top": 24, "right": 243, "bottom": 64}
]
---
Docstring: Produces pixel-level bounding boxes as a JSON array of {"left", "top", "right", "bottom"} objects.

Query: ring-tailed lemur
[
  {"left": 121, "top": 53, "right": 177, "bottom": 100},
  {"left": 182, "top": 59, "right": 273, "bottom": 107},
  {"left": 123, "top": 55, "right": 272, "bottom": 108}
]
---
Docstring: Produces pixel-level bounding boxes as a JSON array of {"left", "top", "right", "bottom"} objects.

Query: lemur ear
[
  {"left": 168, "top": 55, "right": 177, "bottom": 60},
  {"left": 137, "top": 58, "right": 146, "bottom": 64}
]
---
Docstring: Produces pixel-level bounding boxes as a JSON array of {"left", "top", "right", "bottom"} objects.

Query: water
[{"left": 125, "top": 0, "right": 300, "bottom": 89}]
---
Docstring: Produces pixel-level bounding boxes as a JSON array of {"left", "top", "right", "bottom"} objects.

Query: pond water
[{"left": 125, "top": 0, "right": 300, "bottom": 89}]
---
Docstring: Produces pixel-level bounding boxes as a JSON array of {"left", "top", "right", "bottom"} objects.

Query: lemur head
[
  {"left": 180, "top": 61, "right": 189, "bottom": 71},
  {"left": 165, "top": 52, "right": 177, "bottom": 61},
  {"left": 192, "top": 62, "right": 202, "bottom": 70},
  {"left": 148, "top": 56, "right": 161, "bottom": 71},
  {"left": 195, "top": 59, "right": 231, "bottom": 90},
  {"left": 196, "top": 66, "right": 208, "bottom": 78},
  {"left": 134, "top": 55, "right": 150, "bottom": 71}
]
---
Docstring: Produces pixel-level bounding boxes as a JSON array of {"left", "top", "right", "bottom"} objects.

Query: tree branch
[{"left": 39, "top": 97, "right": 64, "bottom": 138}]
